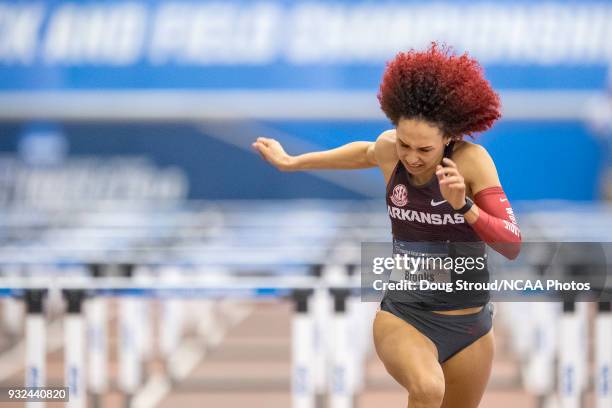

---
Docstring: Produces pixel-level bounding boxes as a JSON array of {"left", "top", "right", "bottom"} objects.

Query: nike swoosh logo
[
  {"left": 430, "top": 199, "right": 447, "bottom": 207},
  {"left": 500, "top": 198, "right": 508, "bottom": 202}
]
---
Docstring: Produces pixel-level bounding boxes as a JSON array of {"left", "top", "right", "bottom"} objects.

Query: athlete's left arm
[{"left": 437, "top": 145, "right": 522, "bottom": 260}]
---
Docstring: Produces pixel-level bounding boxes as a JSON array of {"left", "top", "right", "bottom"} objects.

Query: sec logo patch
[{"left": 390, "top": 184, "right": 408, "bottom": 207}]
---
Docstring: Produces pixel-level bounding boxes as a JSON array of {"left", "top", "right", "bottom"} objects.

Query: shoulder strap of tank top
[
  {"left": 442, "top": 141, "right": 455, "bottom": 160},
  {"left": 386, "top": 160, "right": 403, "bottom": 195}
]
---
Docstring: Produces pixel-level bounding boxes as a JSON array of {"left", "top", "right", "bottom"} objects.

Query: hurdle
[
  {"left": 85, "top": 266, "right": 108, "bottom": 408},
  {"left": 63, "top": 290, "right": 86, "bottom": 408},
  {"left": 0, "top": 200, "right": 396, "bottom": 407},
  {"left": 1, "top": 269, "right": 368, "bottom": 408},
  {"left": 515, "top": 207, "right": 612, "bottom": 406},
  {"left": 24, "top": 289, "right": 47, "bottom": 408},
  {"left": 595, "top": 301, "right": 611, "bottom": 408}
]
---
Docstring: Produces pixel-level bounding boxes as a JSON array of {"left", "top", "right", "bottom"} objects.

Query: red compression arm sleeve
[{"left": 471, "top": 186, "right": 522, "bottom": 260}]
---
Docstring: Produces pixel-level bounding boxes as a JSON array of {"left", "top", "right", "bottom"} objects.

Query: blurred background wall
[{"left": 0, "top": 0, "right": 610, "bottom": 203}]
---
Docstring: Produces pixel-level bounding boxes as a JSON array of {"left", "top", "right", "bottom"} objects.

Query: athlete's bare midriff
[{"left": 432, "top": 306, "right": 484, "bottom": 315}]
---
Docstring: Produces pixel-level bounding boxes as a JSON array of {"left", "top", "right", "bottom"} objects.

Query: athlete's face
[{"left": 395, "top": 118, "right": 450, "bottom": 180}]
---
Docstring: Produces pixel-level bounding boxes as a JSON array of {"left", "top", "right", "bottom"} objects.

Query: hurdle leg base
[
  {"left": 315, "top": 393, "right": 325, "bottom": 408},
  {"left": 89, "top": 393, "right": 102, "bottom": 408}
]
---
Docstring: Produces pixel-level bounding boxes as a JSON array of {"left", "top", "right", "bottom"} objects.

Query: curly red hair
[{"left": 378, "top": 43, "right": 501, "bottom": 138}]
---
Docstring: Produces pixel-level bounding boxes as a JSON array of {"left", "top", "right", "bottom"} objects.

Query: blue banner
[{"left": 0, "top": 0, "right": 610, "bottom": 90}]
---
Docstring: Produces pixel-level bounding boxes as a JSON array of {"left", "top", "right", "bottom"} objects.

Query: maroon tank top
[
  {"left": 383, "top": 142, "right": 489, "bottom": 310},
  {"left": 386, "top": 142, "right": 481, "bottom": 243}
]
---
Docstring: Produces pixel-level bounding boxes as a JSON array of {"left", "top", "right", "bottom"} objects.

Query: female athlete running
[{"left": 253, "top": 43, "right": 521, "bottom": 408}]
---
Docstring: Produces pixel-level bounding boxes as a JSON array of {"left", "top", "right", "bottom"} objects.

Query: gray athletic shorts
[{"left": 380, "top": 297, "right": 494, "bottom": 363}]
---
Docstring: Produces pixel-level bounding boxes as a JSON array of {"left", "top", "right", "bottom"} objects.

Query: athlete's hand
[
  {"left": 252, "top": 137, "right": 296, "bottom": 171},
  {"left": 436, "top": 158, "right": 467, "bottom": 210}
]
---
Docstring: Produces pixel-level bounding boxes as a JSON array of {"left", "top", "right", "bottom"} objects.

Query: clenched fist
[
  {"left": 435, "top": 158, "right": 467, "bottom": 210},
  {"left": 252, "top": 137, "right": 296, "bottom": 171}
]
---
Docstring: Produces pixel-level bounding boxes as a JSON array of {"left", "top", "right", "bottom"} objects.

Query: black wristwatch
[{"left": 454, "top": 197, "right": 474, "bottom": 214}]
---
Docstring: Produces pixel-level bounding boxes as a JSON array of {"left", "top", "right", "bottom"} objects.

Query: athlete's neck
[{"left": 410, "top": 170, "right": 435, "bottom": 186}]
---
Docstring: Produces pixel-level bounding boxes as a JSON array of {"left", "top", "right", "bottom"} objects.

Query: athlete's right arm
[{"left": 252, "top": 136, "right": 381, "bottom": 171}]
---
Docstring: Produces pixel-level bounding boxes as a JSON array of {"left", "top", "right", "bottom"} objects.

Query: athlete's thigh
[
  {"left": 373, "top": 309, "right": 443, "bottom": 391},
  {"left": 440, "top": 328, "right": 495, "bottom": 408}
]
